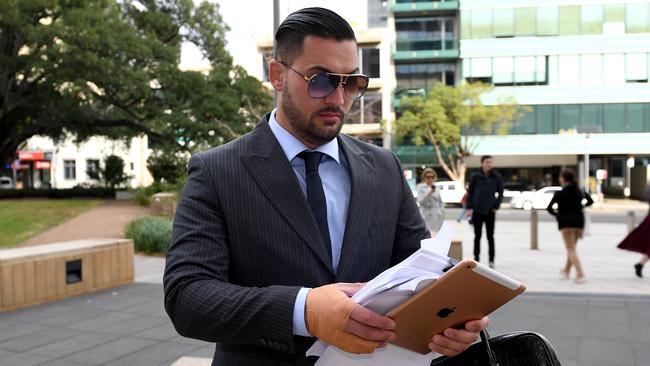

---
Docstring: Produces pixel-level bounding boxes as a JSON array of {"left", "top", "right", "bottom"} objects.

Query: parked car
[
  {"left": 0, "top": 176, "right": 13, "bottom": 189},
  {"left": 502, "top": 181, "right": 529, "bottom": 206},
  {"left": 411, "top": 180, "right": 466, "bottom": 206},
  {"left": 510, "top": 186, "right": 562, "bottom": 211},
  {"left": 434, "top": 181, "right": 466, "bottom": 205}
]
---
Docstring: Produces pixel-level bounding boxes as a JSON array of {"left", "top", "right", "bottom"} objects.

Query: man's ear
[{"left": 269, "top": 59, "right": 285, "bottom": 92}]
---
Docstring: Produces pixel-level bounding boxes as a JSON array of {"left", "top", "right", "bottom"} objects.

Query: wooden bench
[{"left": 0, "top": 239, "right": 134, "bottom": 312}]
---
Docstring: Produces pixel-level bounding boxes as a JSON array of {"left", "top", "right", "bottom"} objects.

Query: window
[
  {"left": 581, "top": 54, "right": 603, "bottom": 85},
  {"left": 64, "top": 160, "right": 76, "bottom": 180},
  {"left": 395, "top": 17, "right": 455, "bottom": 51},
  {"left": 537, "top": 6, "right": 559, "bottom": 36},
  {"left": 558, "top": 55, "right": 580, "bottom": 85},
  {"left": 581, "top": 5, "right": 603, "bottom": 35},
  {"left": 625, "top": 53, "right": 648, "bottom": 82},
  {"left": 493, "top": 57, "right": 514, "bottom": 84},
  {"left": 626, "top": 104, "right": 646, "bottom": 132},
  {"left": 604, "top": 4, "right": 625, "bottom": 23},
  {"left": 396, "top": 63, "right": 456, "bottom": 90},
  {"left": 515, "top": 8, "right": 536, "bottom": 36},
  {"left": 603, "top": 104, "right": 626, "bottom": 132},
  {"left": 493, "top": 8, "right": 514, "bottom": 37},
  {"left": 86, "top": 159, "right": 100, "bottom": 179},
  {"left": 603, "top": 54, "right": 625, "bottom": 85},
  {"left": 559, "top": 6, "right": 581, "bottom": 35},
  {"left": 626, "top": 3, "right": 649, "bottom": 33},
  {"left": 361, "top": 48, "right": 380, "bottom": 78},
  {"left": 348, "top": 92, "right": 382, "bottom": 124},
  {"left": 471, "top": 9, "right": 492, "bottom": 38},
  {"left": 558, "top": 104, "right": 580, "bottom": 130},
  {"left": 261, "top": 49, "right": 273, "bottom": 82}
]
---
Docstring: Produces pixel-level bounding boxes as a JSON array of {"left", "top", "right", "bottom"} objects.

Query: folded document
[{"left": 307, "top": 223, "right": 456, "bottom": 364}]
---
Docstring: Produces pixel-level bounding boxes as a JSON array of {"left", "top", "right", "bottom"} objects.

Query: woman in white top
[{"left": 416, "top": 168, "right": 445, "bottom": 234}]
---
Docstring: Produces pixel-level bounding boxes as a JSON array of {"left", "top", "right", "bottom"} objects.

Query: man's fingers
[
  {"left": 428, "top": 335, "right": 467, "bottom": 356},
  {"left": 349, "top": 304, "right": 396, "bottom": 330},
  {"left": 465, "top": 316, "right": 490, "bottom": 333},
  {"left": 344, "top": 317, "right": 395, "bottom": 343}
]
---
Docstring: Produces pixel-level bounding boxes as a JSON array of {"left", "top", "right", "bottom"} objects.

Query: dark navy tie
[{"left": 298, "top": 151, "right": 332, "bottom": 261}]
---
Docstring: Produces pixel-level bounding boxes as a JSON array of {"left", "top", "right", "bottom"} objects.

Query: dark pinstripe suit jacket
[{"left": 163, "top": 114, "right": 429, "bottom": 365}]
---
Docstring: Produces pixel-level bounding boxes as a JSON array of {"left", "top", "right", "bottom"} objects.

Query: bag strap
[{"left": 479, "top": 330, "right": 499, "bottom": 366}]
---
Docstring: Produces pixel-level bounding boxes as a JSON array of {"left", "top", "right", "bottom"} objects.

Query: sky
[{"left": 180, "top": 0, "right": 369, "bottom": 76}]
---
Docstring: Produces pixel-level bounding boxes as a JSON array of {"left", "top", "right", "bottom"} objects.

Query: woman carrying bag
[
  {"left": 416, "top": 168, "right": 445, "bottom": 235},
  {"left": 547, "top": 169, "right": 593, "bottom": 284},
  {"left": 617, "top": 183, "right": 650, "bottom": 277}
]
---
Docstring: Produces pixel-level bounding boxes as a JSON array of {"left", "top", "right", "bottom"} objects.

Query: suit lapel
[
  {"left": 241, "top": 117, "right": 335, "bottom": 274},
  {"left": 336, "top": 135, "right": 375, "bottom": 279}
]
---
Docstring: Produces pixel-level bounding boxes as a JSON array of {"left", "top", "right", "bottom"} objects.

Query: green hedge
[
  {"left": 125, "top": 216, "right": 173, "bottom": 254},
  {"left": 0, "top": 187, "right": 116, "bottom": 199}
]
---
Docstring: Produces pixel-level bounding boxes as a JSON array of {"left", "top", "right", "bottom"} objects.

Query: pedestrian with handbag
[
  {"left": 547, "top": 169, "right": 593, "bottom": 284},
  {"left": 617, "top": 183, "right": 650, "bottom": 278}
]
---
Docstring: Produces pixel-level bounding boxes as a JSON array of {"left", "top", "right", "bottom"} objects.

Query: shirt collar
[{"left": 268, "top": 108, "right": 340, "bottom": 164}]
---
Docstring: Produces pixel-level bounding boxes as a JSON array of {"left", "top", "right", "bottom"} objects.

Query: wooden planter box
[{"left": 0, "top": 239, "right": 134, "bottom": 312}]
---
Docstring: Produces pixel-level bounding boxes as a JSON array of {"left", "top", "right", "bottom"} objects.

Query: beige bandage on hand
[{"left": 305, "top": 284, "right": 380, "bottom": 354}]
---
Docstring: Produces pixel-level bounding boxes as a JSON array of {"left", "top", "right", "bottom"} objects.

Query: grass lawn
[{"left": 0, "top": 199, "right": 105, "bottom": 249}]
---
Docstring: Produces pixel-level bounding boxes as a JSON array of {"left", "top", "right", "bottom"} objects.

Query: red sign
[
  {"left": 35, "top": 161, "right": 51, "bottom": 169},
  {"left": 19, "top": 151, "right": 45, "bottom": 161}
]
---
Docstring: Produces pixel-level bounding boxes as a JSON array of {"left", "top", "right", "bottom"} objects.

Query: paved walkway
[
  {"left": 1, "top": 208, "right": 648, "bottom": 366},
  {"left": 19, "top": 201, "right": 152, "bottom": 247}
]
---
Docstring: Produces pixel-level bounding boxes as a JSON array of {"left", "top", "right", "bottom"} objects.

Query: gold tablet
[{"left": 386, "top": 259, "right": 526, "bottom": 354}]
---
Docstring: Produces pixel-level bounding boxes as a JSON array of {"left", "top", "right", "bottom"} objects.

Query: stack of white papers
[{"left": 308, "top": 223, "right": 455, "bottom": 365}]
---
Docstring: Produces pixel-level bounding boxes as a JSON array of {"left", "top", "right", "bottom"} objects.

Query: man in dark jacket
[{"left": 466, "top": 155, "right": 504, "bottom": 268}]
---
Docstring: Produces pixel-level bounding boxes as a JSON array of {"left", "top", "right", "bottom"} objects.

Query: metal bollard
[
  {"left": 530, "top": 209, "right": 538, "bottom": 250},
  {"left": 627, "top": 211, "right": 636, "bottom": 233}
]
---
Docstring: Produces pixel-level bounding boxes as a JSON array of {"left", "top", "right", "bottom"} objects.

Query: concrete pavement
[{"left": 1, "top": 214, "right": 648, "bottom": 366}]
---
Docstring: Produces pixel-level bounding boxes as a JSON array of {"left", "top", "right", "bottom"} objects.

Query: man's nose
[{"left": 324, "top": 83, "right": 345, "bottom": 105}]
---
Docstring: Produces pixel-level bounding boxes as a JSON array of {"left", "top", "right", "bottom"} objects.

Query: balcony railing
[{"left": 392, "top": 0, "right": 459, "bottom": 14}]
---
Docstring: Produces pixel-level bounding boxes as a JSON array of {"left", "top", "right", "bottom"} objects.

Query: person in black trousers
[
  {"left": 547, "top": 169, "right": 593, "bottom": 284},
  {"left": 466, "top": 155, "right": 504, "bottom": 268}
]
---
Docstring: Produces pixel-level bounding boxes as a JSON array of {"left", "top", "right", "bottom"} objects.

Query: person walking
[
  {"left": 416, "top": 168, "right": 445, "bottom": 235},
  {"left": 617, "top": 183, "right": 650, "bottom": 278},
  {"left": 466, "top": 155, "right": 504, "bottom": 268},
  {"left": 547, "top": 169, "right": 593, "bottom": 284}
]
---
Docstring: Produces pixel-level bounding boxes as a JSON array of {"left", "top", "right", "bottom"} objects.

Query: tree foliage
[
  {"left": 0, "top": 0, "right": 273, "bottom": 165},
  {"left": 395, "top": 82, "right": 527, "bottom": 184}
]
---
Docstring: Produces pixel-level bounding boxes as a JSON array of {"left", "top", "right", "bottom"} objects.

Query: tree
[
  {"left": 0, "top": 0, "right": 273, "bottom": 164},
  {"left": 86, "top": 154, "right": 130, "bottom": 188},
  {"left": 395, "top": 82, "right": 527, "bottom": 185}
]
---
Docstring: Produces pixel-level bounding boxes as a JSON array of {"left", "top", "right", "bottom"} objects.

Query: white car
[
  {"left": 411, "top": 180, "right": 466, "bottom": 205},
  {"left": 0, "top": 176, "right": 13, "bottom": 189},
  {"left": 434, "top": 181, "right": 466, "bottom": 205},
  {"left": 510, "top": 186, "right": 562, "bottom": 211}
]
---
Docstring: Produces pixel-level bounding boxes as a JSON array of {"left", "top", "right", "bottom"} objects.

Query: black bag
[{"left": 430, "top": 330, "right": 562, "bottom": 366}]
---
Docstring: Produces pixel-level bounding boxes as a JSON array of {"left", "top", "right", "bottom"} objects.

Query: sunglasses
[{"left": 279, "top": 61, "right": 369, "bottom": 100}]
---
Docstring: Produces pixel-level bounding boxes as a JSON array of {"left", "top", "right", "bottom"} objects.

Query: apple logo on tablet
[{"left": 436, "top": 307, "right": 456, "bottom": 318}]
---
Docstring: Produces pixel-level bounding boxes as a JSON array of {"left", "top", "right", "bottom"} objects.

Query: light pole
[{"left": 577, "top": 125, "right": 602, "bottom": 193}]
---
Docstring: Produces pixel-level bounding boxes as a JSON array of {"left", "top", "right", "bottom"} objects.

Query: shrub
[
  {"left": 131, "top": 188, "right": 151, "bottom": 206},
  {"left": 125, "top": 216, "right": 173, "bottom": 254}
]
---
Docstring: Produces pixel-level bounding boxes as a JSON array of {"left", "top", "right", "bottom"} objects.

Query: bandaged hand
[{"left": 305, "top": 283, "right": 396, "bottom": 354}]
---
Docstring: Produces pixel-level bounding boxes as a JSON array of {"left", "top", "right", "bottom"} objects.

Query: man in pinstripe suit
[{"left": 163, "top": 7, "right": 488, "bottom": 366}]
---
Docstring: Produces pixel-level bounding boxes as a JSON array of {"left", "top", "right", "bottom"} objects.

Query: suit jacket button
[
  {"left": 280, "top": 342, "right": 289, "bottom": 351},
  {"left": 259, "top": 338, "right": 267, "bottom": 346}
]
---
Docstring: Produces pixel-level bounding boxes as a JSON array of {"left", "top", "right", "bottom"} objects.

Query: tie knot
[{"left": 298, "top": 151, "right": 323, "bottom": 173}]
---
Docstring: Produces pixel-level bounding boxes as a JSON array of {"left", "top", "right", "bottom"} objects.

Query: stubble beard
[{"left": 281, "top": 86, "right": 345, "bottom": 147}]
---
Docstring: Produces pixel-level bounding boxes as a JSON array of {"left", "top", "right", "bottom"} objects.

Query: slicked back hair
[{"left": 274, "top": 7, "right": 356, "bottom": 64}]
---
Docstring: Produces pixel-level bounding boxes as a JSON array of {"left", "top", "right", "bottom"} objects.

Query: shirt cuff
[{"left": 293, "top": 287, "right": 311, "bottom": 336}]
